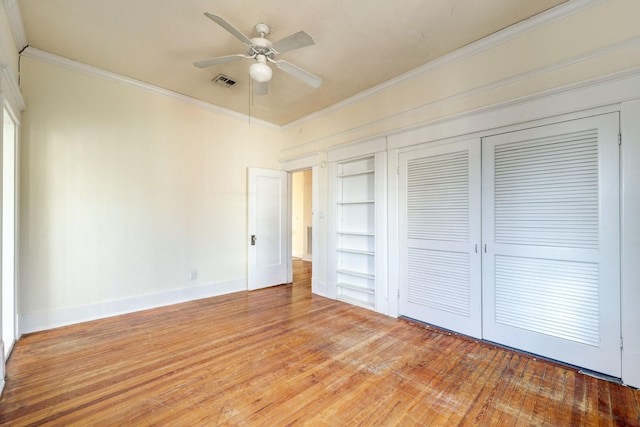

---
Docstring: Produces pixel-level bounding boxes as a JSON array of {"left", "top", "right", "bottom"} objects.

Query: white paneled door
[
  {"left": 482, "top": 113, "right": 621, "bottom": 377},
  {"left": 247, "top": 168, "right": 288, "bottom": 290},
  {"left": 399, "top": 139, "right": 482, "bottom": 338}
]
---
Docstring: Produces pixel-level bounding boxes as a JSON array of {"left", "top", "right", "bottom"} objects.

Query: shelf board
[
  {"left": 337, "top": 269, "right": 375, "bottom": 280},
  {"left": 337, "top": 200, "right": 375, "bottom": 205},
  {"left": 337, "top": 231, "right": 374, "bottom": 236},
  {"left": 336, "top": 294, "right": 375, "bottom": 310},
  {"left": 337, "top": 169, "right": 375, "bottom": 178},
  {"left": 337, "top": 248, "right": 374, "bottom": 256},
  {"left": 337, "top": 282, "right": 375, "bottom": 295}
]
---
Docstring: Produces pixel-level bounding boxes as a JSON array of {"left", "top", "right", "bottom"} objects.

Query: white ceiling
[{"left": 17, "top": 0, "right": 567, "bottom": 126}]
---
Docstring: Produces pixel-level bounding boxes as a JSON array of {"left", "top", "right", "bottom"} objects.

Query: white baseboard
[
  {"left": 20, "top": 279, "right": 246, "bottom": 334},
  {"left": 311, "top": 278, "right": 329, "bottom": 298}
]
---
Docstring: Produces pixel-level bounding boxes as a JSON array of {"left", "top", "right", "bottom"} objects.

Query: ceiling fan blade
[
  {"left": 204, "top": 12, "right": 252, "bottom": 46},
  {"left": 271, "top": 31, "right": 315, "bottom": 54},
  {"left": 193, "top": 54, "right": 247, "bottom": 68},
  {"left": 254, "top": 81, "right": 268, "bottom": 96},
  {"left": 276, "top": 60, "right": 322, "bottom": 88}
]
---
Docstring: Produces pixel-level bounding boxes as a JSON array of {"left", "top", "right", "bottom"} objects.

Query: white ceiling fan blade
[
  {"left": 254, "top": 81, "right": 268, "bottom": 96},
  {"left": 193, "top": 54, "right": 247, "bottom": 68},
  {"left": 276, "top": 60, "right": 322, "bottom": 88},
  {"left": 204, "top": 12, "right": 252, "bottom": 46},
  {"left": 271, "top": 31, "right": 315, "bottom": 54}
]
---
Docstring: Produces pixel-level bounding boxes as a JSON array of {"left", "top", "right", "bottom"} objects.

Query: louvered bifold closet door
[
  {"left": 399, "top": 139, "right": 482, "bottom": 338},
  {"left": 482, "top": 113, "right": 621, "bottom": 377}
]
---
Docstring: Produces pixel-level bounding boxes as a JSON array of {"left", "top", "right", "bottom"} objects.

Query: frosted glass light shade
[{"left": 249, "top": 62, "right": 272, "bottom": 83}]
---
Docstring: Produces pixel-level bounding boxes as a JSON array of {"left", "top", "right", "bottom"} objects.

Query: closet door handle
[
  {"left": 475, "top": 244, "right": 478, "bottom": 253},
  {"left": 484, "top": 244, "right": 487, "bottom": 253}
]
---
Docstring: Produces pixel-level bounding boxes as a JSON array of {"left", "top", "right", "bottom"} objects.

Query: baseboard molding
[
  {"left": 311, "top": 278, "right": 328, "bottom": 298},
  {"left": 20, "top": 279, "right": 246, "bottom": 334}
]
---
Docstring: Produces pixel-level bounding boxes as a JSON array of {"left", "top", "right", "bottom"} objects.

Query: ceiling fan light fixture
[
  {"left": 249, "top": 55, "right": 272, "bottom": 83},
  {"left": 197, "top": 14, "right": 321, "bottom": 90}
]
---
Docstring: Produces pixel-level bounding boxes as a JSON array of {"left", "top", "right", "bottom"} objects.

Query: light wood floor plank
[{"left": 1, "top": 260, "right": 639, "bottom": 426}]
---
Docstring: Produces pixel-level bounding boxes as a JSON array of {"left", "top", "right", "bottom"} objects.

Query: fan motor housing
[{"left": 249, "top": 37, "right": 274, "bottom": 57}]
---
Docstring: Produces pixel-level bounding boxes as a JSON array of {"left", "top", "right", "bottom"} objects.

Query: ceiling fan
[{"left": 194, "top": 13, "right": 322, "bottom": 95}]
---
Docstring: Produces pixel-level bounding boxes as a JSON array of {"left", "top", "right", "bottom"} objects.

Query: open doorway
[{"left": 291, "top": 169, "right": 312, "bottom": 287}]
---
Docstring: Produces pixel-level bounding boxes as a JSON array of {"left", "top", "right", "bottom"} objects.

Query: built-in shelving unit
[{"left": 334, "top": 156, "right": 376, "bottom": 309}]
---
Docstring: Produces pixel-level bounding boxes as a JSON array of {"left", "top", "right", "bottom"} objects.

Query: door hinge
[
  {"left": 620, "top": 337, "right": 624, "bottom": 349},
  {"left": 397, "top": 165, "right": 400, "bottom": 175},
  {"left": 398, "top": 289, "right": 400, "bottom": 299},
  {"left": 618, "top": 132, "right": 622, "bottom": 145}
]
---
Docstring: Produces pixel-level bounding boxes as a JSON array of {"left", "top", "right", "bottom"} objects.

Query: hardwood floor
[{"left": 1, "top": 259, "right": 639, "bottom": 426}]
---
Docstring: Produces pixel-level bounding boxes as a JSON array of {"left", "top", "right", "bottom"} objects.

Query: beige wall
[
  {"left": 0, "top": 4, "right": 19, "bottom": 78},
  {"left": 281, "top": 0, "right": 640, "bottom": 157},
  {"left": 20, "top": 56, "right": 282, "bottom": 317}
]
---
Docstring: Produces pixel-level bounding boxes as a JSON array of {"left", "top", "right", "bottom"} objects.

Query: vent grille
[{"left": 212, "top": 74, "right": 237, "bottom": 88}]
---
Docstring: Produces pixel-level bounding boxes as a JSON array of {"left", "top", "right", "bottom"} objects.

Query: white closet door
[
  {"left": 482, "top": 113, "right": 620, "bottom": 377},
  {"left": 399, "top": 139, "right": 482, "bottom": 338}
]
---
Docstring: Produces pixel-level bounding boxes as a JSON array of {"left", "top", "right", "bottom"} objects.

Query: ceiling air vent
[{"left": 212, "top": 74, "right": 237, "bottom": 88}]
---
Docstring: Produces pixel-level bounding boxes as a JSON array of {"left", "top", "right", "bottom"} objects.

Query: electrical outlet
[{"left": 189, "top": 270, "right": 198, "bottom": 281}]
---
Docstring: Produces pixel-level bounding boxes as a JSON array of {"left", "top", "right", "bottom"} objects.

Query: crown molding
[
  {"left": 21, "top": 47, "right": 280, "bottom": 130},
  {"left": 280, "top": 32, "right": 640, "bottom": 156},
  {"left": 282, "top": 0, "right": 608, "bottom": 130},
  {"left": 279, "top": 63, "right": 640, "bottom": 159},
  {"left": 2, "top": 0, "right": 27, "bottom": 51},
  {"left": 386, "top": 66, "right": 640, "bottom": 150}
]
